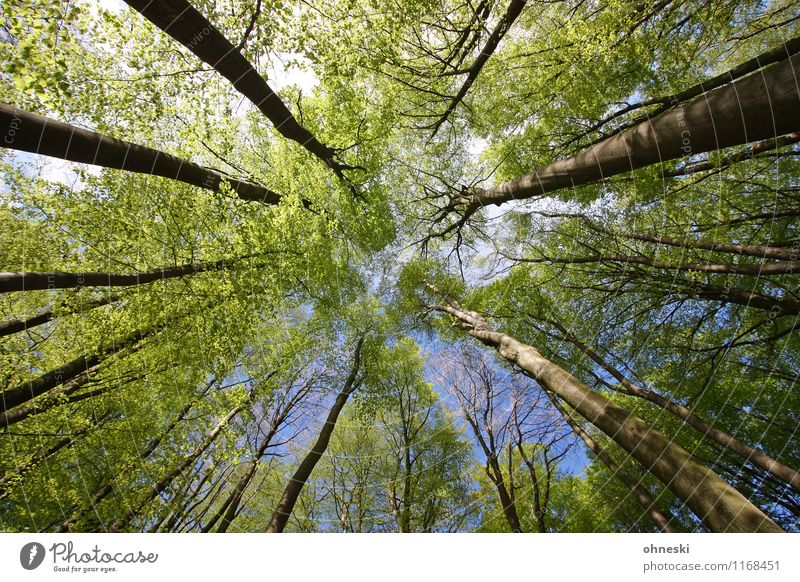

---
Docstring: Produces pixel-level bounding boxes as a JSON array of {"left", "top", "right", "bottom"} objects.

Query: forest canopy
[{"left": 1, "top": 0, "right": 799, "bottom": 533}]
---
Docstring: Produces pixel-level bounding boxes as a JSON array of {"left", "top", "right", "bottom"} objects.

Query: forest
[{"left": 0, "top": 0, "right": 799, "bottom": 533}]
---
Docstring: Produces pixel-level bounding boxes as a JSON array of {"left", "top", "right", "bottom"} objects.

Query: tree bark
[
  {"left": 266, "top": 338, "right": 364, "bottom": 532},
  {"left": 0, "top": 103, "right": 281, "bottom": 204},
  {"left": 511, "top": 253, "right": 799, "bottom": 276},
  {"left": 544, "top": 391, "right": 676, "bottom": 532},
  {"left": 548, "top": 320, "right": 800, "bottom": 492},
  {"left": 456, "top": 397, "right": 523, "bottom": 531},
  {"left": 459, "top": 49, "right": 800, "bottom": 212},
  {"left": 0, "top": 293, "right": 120, "bottom": 338},
  {"left": 564, "top": 214, "right": 799, "bottom": 262},
  {"left": 0, "top": 326, "right": 152, "bottom": 413},
  {"left": 0, "top": 257, "right": 241, "bottom": 294},
  {"left": 122, "top": 0, "right": 342, "bottom": 173},
  {"left": 424, "top": 283, "right": 783, "bottom": 532}
]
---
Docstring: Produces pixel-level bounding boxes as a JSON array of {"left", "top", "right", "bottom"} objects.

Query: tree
[
  {"left": 1, "top": 0, "right": 799, "bottom": 534},
  {"left": 416, "top": 279, "right": 781, "bottom": 532}
]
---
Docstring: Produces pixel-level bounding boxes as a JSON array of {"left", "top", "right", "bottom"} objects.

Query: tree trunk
[
  {"left": 0, "top": 293, "right": 120, "bottom": 338},
  {"left": 0, "top": 103, "right": 281, "bottom": 204},
  {"left": 109, "top": 391, "right": 253, "bottom": 532},
  {"left": 488, "top": 453, "right": 523, "bottom": 532},
  {"left": 121, "top": 0, "right": 342, "bottom": 174},
  {"left": 461, "top": 49, "right": 800, "bottom": 211},
  {"left": 460, "top": 413, "right": 523, "bottom": 531},
  {"left": 0, "top": 415, "right": 106, "bottom": 500},
  {"left": 545, "top": 391, "right": 676, "bottom": 532},
  {"left": 549, "top": 320, "right": 800, "bottom": 492},
  {"left": 569, "top": 214, "right": 799, "bottom": 262},
  {"left": 266, "top": 338, "right": 364, "bottom": 532},
  {"left": 692, "top": 284, "right": 800, "bottom": 317},
  {"left": 0, "top": 326, "right": 152, "bottom": 413},
  {"left": 430, "top": 0, "right": 527, "bottom": 135},
  {"left": 424, "top": 283, "right": 782, "bottom": 532},
  {"left": 208, "top": 378, "right": 308, "bottom": 533},
  {"left": 55, "top": 381, "right": 212, "bottom": 532},
  {"left": 512, "top": 253, "right": 799, "bottom": 276},
  {"left": 0, "top": 256, "right": 243, "bottom": 294}
]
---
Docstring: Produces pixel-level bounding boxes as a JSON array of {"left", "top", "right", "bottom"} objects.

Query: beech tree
[{"left": 1, "top": 0, "right": 798, "bottom": 534}]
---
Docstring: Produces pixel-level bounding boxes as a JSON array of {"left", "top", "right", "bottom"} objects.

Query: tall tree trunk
[
  {"left": 459, "top": 413, "right": 523, "bottom": 531},
  {"left": 2, "top": 386, "right": 109, "bottom": 429},
  {"left": 0, "top": 256, "right": 248, "bottom": 294},
  {"left": 430, "top": 0, "right": 527, "bottom": 136},
  {"left": 0, "top": 293, "right": 120, "bottom": 338},
  {"left": 487, "top": 453, "right": 523, "bottom": 532},
  {"left": 423, "top": 283, "right": 782, "bottom": 532},
  {"left": 511, "top": 253, "right": 799, "bottom": 276},
  {"left": 208, "top": 378, "right": 310, "bottom": 533},
  {"left": 266, "top": 338, "right": 364, "bottom": 532},
  {"left": 548, "top": 319, "right": 800, "bottom": 492},
  {"left": 122, "top": 0, "right": 344, "bottom": 174},
  {"left": 544, "top": 391, "right": 676, "bottom": 532},
  {"left": 456, "top": 48, "right": 800, "bottom": 213},
  {"left": 0, "top": 103, "right": 281, "bottom": 204},
  {"left": 562, "top": 213, "right": 799, "bottom": 262},
  {"left": 55, "top": 380, "right": 213, "bottom": 532},
  {"left": 400, "top": 443, "right": 413, "bottom": 533},
  {"left": 0, "top": 414, "right": 107, "bottom": 500},
  {"left": 109, "top": 390, "right": 253, "bottom": 532},
  {"left": 691, "top": 284, "right": 800, "bottom": 317},
  {"left": 0, "top": 326, "right": 153, "bottom": 413}
]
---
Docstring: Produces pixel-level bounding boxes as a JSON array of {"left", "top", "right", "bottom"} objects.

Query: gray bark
[
  {"left": 424, "top": 283, "right": 783, "bottom": 532},
  {"left": 0, "top": 103, "right": 281, "bottom": 204},
  {"left": 460, "top": 49, "right": 800, "bottom": 212},
  {"left": 266, "top": 338, "right": 364, "bottom": 532}
]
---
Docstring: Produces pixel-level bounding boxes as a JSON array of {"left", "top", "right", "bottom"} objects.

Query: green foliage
[{"left": 1, "top": 0, "right": 798, "bottom": 533}]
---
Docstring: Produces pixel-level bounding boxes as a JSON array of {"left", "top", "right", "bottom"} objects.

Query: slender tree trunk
[
  {"left": 0, "top": 326, "right": 152, "bottom": 413},
  {"left": 0, "top": 415, "right": 106, "bottom": 500},
  {"left": 512, "top": 253, "right": 799, "bottom": 276},
  {"left": 266, "top": 338, "right": 364, "bottom": 532},
  {"left": 458, "top": 49, "right": 800, "bottom": 212},
  {"left": 549, "top": 320, "right": 800, "bottom": 492},
  {"left": 424, "top": 283, "right": 782, "bottom": 532},
  {"left": 664, "top": 132, "right": 800, "bottom": 176},
  {"left": 56, "top": 381, "right": 212, "bottom": 532},
  {"left": 692, "top": 284, "right": 800, "bottom": 316},
  {"left": 511, "top": 409, "right": 549, "bottom": 533},
  {"left": 460, "top": 413, "right": 523, "bottom": 531},
  {"left": 122, "top": 0, "right": 343, "bottom": 174},
  {"left": 109, "top": 391, "right": 253, "bottom": 532},
  {"left": 566, "top": 214, "right": 799, "bottom": 262},
  {"left": 1, "top": 371, "right": 91, "bottom": 428},
  {"left": 167, "top": 469, "right": 227, "bottom": 532},
  {"left": 208, "top": 378, "right": 309, "bottom": 533},
  {"left": 400, "top": 444, "right": 413, "bottom": 533},
  {"left": 0, "top": 256, "right": 244, "bottom": 294},
  {"left": 2, "top": 386, "right": 108, "bottom": 429},
  {"left": 545, "top": 391, "right": 676, "bottom": 532},
  {"left": 487, "top": 453, "right": 523, "bottom": 532},
  {"left": 0, "top": 103, "right": 280, "bottom": 204},
  {"left": 0, "top": 293, "right": 121, "bottom": 338},
  {"left": 521, "top": 453, "right": 547, "bottom": 533},
  {"left": 430, "top": 0, "right": 527, "bottom": 135}
]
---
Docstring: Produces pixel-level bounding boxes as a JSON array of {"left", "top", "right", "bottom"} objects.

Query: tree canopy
[{"left": 1, "top": 0, "right": 799, "bottom": 533}]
